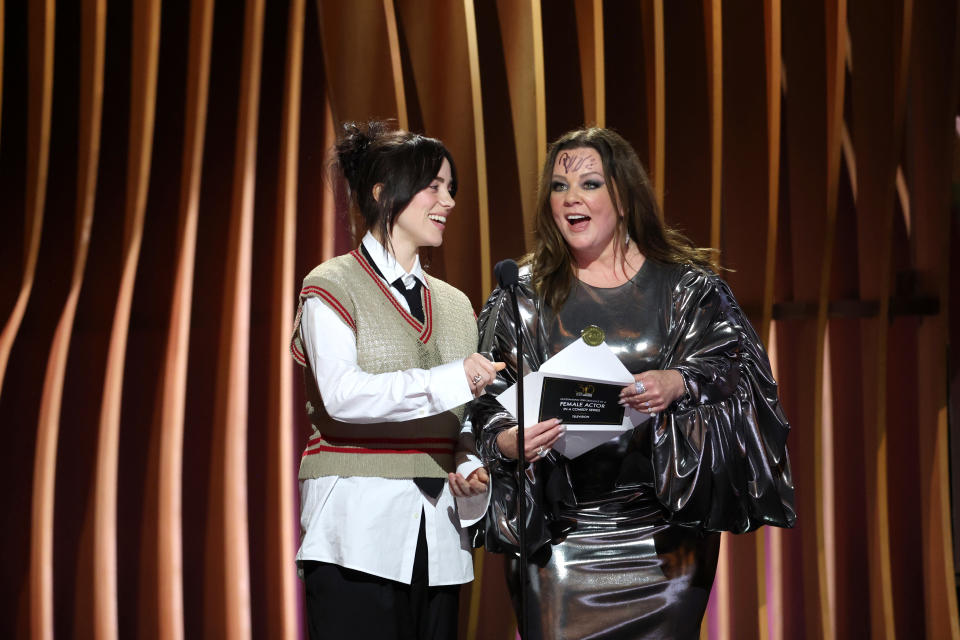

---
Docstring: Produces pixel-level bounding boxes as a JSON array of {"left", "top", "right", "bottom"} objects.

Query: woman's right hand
[
  {"left": 495, "top": 419, "right": 565, "bottom": 462},
  {"left": 463, "top": 354, "right": 506, "bottom": 397}
]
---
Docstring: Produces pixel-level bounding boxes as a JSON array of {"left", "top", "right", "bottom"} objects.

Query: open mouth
[
  {"left": 565, "top": 214, "right": 591, "bottom": 227},
  {"left": 428, "top": 214, "right": 447, "bottom": 228}
]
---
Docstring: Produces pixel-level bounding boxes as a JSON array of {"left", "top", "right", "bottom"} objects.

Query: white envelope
[{"left": 496, "top": 338, "right": 651, "bottom": 458}]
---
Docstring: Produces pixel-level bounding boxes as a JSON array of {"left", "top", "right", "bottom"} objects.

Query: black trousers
[{"left": 302, "top": 513, "right": 460, "bottom": 640}]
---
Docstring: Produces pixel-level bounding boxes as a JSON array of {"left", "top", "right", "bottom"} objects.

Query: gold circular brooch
[{"left": 581, "top": 325, "right": 605, "bottom": 346}]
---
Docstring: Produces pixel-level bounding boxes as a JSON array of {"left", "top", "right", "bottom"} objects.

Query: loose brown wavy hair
[{"left": 528, "top": 127, "right": 715, "bottom": 310}]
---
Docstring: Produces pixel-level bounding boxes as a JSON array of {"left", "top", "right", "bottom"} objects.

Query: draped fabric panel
[{"left": 0, "top": 1, "right": 957, "bottom": 638}]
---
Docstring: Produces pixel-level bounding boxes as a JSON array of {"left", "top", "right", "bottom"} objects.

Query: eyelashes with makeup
[
  {"left": 428, "top": 182, "right": 457, "bottom": 199},
  {"left": 550, "top": 179, "right": 604, "bottom": 192}
]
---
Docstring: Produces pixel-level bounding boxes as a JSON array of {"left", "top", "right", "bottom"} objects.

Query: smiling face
[
  {"left": 389, "top": 157, "right": 455, "bottom": 255},
  {"left": 549, "top": 147, "right": 620, "bottom": 262}
]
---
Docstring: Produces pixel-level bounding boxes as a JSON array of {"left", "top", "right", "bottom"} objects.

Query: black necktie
[
  {"left": 358, "top": 245, "right": 442, "bottom": 497},
  {"left": 392, "top": 277, "right": 424, "bottom": 323},
  {"left": 391, "top": 278, "right": 442, "bottom": 496},
  {"left": 391, "top": 280, "right": 442, "bottom": 496}
]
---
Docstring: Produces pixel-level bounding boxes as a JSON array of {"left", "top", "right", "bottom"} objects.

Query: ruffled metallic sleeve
[{"left": 654, "top": 267, "right": 796, "bottom": 532}]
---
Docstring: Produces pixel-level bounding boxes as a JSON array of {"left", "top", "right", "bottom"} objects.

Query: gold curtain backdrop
[{"left": 1, "top": 1, "right": 958, "bottom": 638}]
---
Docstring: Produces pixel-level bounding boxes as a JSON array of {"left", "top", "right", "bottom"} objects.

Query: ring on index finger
[{"left": 634, "top": 380, "right": 646, "bottom": 394}]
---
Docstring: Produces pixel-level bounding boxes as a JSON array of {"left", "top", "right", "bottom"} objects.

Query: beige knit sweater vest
[{"left": 290, "top": 249, "right": 478, "bottom": 479}]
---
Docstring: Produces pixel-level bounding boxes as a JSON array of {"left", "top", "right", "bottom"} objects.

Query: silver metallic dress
[{"left": 471, "top": 259, "right": 795, "bottom": 640}]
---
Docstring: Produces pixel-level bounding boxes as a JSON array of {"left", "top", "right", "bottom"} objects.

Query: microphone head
[{"left": 494, "top": 259, "right": 520, "bottom": 289}]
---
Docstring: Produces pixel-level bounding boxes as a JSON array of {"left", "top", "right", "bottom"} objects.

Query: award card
[{"left": 495, "top": 336, "right": 651, "bottom": 458}]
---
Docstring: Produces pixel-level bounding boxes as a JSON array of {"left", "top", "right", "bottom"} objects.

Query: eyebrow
[{"left": 552, "top": 171, "right": 603, "bottom": 179}]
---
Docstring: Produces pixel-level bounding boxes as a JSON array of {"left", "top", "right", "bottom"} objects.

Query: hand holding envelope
[{"left": 496, "top": 338, "right": 652, "bottom": 458}]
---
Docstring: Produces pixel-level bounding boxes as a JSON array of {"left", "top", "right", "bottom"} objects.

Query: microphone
[
  {"left": 494, "top": 259, "right": 519, "bottom": 289},
  {"left": 493, "top": 256, "right": 528, "bottom": 638}
]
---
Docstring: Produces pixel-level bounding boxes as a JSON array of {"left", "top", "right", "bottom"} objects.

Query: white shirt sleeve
[
  {"left": 300, "top": 297, "right": 474, "bottom": 423},
  {"left": 455, "top": 454, "right": 492, "bottom": 527}
]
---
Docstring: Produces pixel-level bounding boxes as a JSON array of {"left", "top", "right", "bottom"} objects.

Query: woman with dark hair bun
[
  {"left": 290, "top": 121, "right": 498, "bottom": 639},
  {"left": 472, "top": 127, "right": 795, "bottom": 639}
]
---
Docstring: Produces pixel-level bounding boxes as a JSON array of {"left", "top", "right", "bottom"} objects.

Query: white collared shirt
[{"left": 296, "top": 232, "right": 484, "bottom": 586}]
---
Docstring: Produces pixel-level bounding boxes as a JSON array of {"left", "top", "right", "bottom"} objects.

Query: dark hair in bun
[{"left": 335, "top": 121, "right": 457, "bottom": 244}]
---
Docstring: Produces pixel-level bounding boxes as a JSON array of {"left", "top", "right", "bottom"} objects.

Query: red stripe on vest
[
  {"left": 302, "top": 286, "right": 356, "bottom": 331},
  {"left": 351, "top": 250, "right": 422, "bottom": 331},
  {"left": 350, "top": 249, "right": 433, "bottom": 342},
  {"left": 309, "top": 434, "right": 456, "bottom": 446},
  {"left": 291, "top": 342, "right": 307, "bottom": 364},
  {"left": 302, "top": 445, "right": 455, "bottom": 457},
  {"left": 420, "top": 286, "right": 433, "bottom": 342}
]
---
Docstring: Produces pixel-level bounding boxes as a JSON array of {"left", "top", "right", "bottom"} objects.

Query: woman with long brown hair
[{"left": 472, "top": 127, "right": 795, "bottom": 639}]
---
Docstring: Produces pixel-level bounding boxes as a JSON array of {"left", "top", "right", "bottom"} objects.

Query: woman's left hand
[
  {"left": 448, "top": 467, "right": 490, "bottom": 498},
  {"left": 619, "top": 369, "right": 685, "bottom": 413}
]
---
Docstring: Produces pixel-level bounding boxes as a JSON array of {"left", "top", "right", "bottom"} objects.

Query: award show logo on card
[{"left": 575, "top": 384, "right": 595, "bottom": 397}]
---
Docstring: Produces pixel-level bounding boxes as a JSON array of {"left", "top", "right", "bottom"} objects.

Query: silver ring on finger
[
  {"left": 645, "top": 401, "right": 651, "bottom": 409},
  {"left": 472, "top": 373, "right": 482, "bottom": 385},
  {"left": 635, "top": 380, "right": 646, "bottom": 394},
  {"left": 536, "top": 446, "right": 548, "bottom": 457}
]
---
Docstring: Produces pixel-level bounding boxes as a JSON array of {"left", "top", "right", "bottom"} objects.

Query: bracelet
[{"left": 672, "top": 368, "right": 693, "bottom": 408}]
